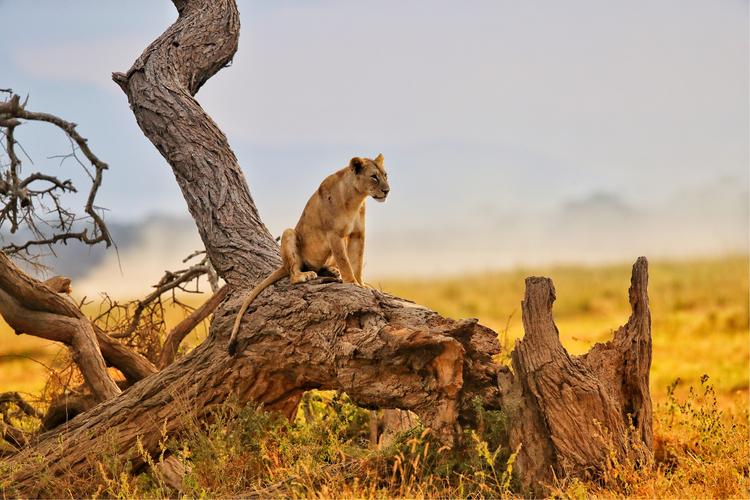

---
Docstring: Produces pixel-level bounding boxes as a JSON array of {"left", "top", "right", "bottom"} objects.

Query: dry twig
[{"left": 0, "top": 91, "right": 112, "bottom": 259}]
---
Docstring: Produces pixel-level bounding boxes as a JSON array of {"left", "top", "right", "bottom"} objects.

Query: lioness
[{"left": 228, "top": 154, "right": 390, "bottom": 355}]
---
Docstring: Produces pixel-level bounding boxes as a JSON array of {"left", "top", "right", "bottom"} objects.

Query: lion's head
[{"left": 350, "top": 154, "right": 390, "bottom": 202}]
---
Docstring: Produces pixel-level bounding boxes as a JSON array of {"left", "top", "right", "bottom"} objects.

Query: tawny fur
[{"left": 228, "top": 154, "right": 390, "bottom": 354}]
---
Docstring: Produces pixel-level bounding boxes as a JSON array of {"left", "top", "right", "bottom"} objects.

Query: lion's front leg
[
  {"left": 328, "top": 234, "right": 358, "bottom": 285},
  {"left": 347, "top": 231, "right": 365, "bottom": 285}
]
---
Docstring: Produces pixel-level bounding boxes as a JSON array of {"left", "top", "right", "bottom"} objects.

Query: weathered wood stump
[{"left": 500, "top": 257, "right": 652, "bottom": 493}]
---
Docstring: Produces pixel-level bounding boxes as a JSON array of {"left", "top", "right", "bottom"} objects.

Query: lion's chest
[
  {"left": 338, "top": 215, "right": 360, "bottom": 237},
  {"left": 299, "top": 211, "right": 361, "bottom": 268}
]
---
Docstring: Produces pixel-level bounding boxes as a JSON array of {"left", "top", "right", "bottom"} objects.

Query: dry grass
[
  {"left": 0, "top": 255, "right": 748, "bottom": 498},
  {"left": 16, "top": 383, "right": 745, "bottom": 498},
  {"left": 382, "top": 255, "right": 749, "bottom": 405}
]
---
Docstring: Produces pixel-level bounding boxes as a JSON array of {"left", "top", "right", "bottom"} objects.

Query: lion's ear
[
  {"left": 374, "top": 153, "right": 384, "bottom": 167},
  {"left": 350, "top": 157, "right": 364, "bottom": 174}
]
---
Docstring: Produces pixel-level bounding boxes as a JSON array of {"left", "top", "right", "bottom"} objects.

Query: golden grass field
[
  {"left": 0, "top": 255, "right": 748, "bottom": 497},
  {"left": 383, "top": 255, "right": 749, "bottom": 407}
]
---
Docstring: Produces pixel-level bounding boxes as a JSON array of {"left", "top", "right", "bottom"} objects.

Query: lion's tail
[{"left": 228, "top": 267, "right": 288, "bottom": 355}]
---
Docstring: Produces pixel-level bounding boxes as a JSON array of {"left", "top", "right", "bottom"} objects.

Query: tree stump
[{"left": 501, "top": 257, "right": 653, "bottom": 493}]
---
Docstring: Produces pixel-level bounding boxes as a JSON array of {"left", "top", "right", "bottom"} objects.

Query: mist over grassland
[{"left": 4, "top": 171, "right": 743, "bottom": 298}]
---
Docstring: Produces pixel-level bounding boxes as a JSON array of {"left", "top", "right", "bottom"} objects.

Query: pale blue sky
[{"left": 1, "top": 1, "right": 747, "bottom": 276}]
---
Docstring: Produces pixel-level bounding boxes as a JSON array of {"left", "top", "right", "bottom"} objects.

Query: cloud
[
  {"left": 12, "top": 38, "right": 149, "bottom": 92},
  {"left": 194, "top": 0, "right": 748, "bottom": 151},
  {"left": 44, "top": 175, "right": 747, "bottom": 295},
  {"left": 9, "top": 1, "right": 746, "bottom": 153}
]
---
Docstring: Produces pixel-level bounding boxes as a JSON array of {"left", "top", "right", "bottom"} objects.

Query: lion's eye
[{"left": 370, "top": 175, "right": 379, "bottom": 183}]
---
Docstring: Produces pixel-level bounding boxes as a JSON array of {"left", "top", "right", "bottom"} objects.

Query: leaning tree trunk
[{"left": 0, "top": 0, "right": 653, "bottom": 496}]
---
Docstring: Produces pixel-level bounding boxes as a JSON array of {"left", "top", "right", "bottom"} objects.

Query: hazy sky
[{"left": 0, "top": 0, "right": 747, "bottom": 278}]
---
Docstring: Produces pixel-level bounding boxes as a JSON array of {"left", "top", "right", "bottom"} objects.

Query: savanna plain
[{"left": 0, "top": 255, "right": 748, "bottom": 498}]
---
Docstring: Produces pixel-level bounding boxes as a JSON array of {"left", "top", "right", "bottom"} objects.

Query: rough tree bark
[
  {"left": 500, "top": 257, "right": 652, "bottom": 493},
  {"left": 0, "top": 0, "right": 653, "bottom": 496},
  {"left": 111, "top": 0, "right": 278, "bottom": 286}
]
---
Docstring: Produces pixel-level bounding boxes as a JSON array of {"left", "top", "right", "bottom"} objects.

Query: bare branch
[
  {"left": 20, "top": 173, "right": 76, "bottom": 192},
  {"left": 159, "top": 284, "right": 228, "bottom": 368},
  {"left": 0, "top": 92, "right": 112, "bottom": 258},
  {"left": 110, "top": 252, "right": 214, "bottom": 340},
  {"left": 3, "top": 229, "right": 95, "bottom": 255}
]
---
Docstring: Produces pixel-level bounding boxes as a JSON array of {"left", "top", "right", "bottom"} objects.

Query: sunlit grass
[
  {"left": 0, "top": 255, "right": 747, "bottom": 498},
  {"left": 13, "top": 381, "right": 746, "bottom": 498},
  {"left": 381, "top": 255, "right": 749, "bottom": 405},
  {"left": 1, "top": 255, "right": 746, "bottom": 403}
]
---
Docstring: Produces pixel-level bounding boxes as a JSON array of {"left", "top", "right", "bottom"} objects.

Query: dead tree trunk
[
  {"left": 4, "top": 284, "right": 503, "bottom": 495},
  {"left": 0, "top": 253, "right": 158, "bottom": 387},
  {"left": 500, "top": 257, "right": 652, "bottom": 493},
  {"left": 0, "top": 0, "right": 653, "bottom": 496}
]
